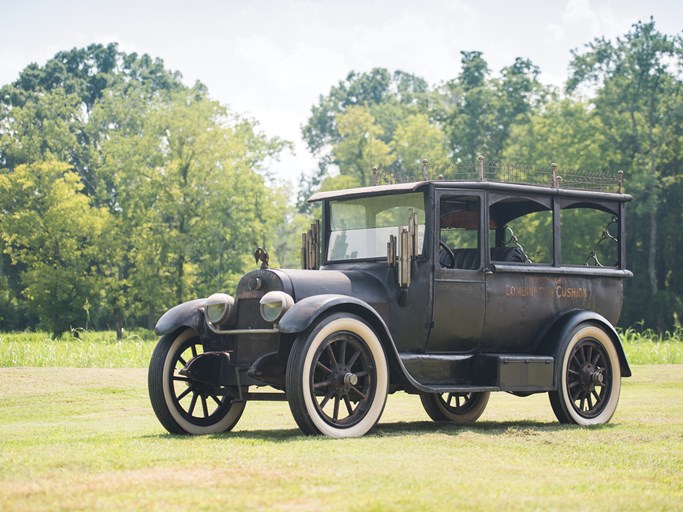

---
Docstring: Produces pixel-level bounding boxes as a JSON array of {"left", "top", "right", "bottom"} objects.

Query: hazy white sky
[{"left": 1, "top": 0, "right": 681, "bottom": 187}]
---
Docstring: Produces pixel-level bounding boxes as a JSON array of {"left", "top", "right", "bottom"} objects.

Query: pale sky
[{"left": 1, "top": 0, "right": 681, "bottom": 190}]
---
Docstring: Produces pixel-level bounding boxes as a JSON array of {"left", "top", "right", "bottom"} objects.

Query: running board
[{"left": 399, "top": 353, "right": 555, "bottom": 393}]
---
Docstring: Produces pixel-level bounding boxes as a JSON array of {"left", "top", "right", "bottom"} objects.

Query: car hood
[
  {"left": 236, "top": 267, "right": 390, "bottom": 305},
  {"left": 281, "top": 268, "right": 390, "bottom": 305}
]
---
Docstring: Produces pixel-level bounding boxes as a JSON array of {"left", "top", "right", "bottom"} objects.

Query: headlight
[
  {"left": 205, "top": 293, "right": 235, "bottom": 325},
  {"left": 259, "top": 291, "right": 294, "bottom": 323}
]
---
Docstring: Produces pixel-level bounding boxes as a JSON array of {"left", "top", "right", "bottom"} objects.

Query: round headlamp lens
[
  {"left": 206, "top": 303, "right": 226, "bottom": 324},
  {"left": 259, "top": 291, "right": 293, "bottom": 323},
  {"left": 261, "top": 301, "right": 283, "bottom": 323},
  {"left": 205, "top": 293, "right": 234, "bottom": 325}
]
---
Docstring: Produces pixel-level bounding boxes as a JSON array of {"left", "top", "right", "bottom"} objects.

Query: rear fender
[
  {"left": 155, "top": 298, "right": 207, "bottom": 335},
  {"left": 537, "top": 310, "right": 632, "bottom": 381}
]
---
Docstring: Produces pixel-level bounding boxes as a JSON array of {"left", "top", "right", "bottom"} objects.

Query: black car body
[{"left": 149, "top": 178, "right": 632, "bottom": 437}]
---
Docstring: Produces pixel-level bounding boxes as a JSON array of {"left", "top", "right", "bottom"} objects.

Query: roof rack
[{"left": 371, "top": 156, "right": 625, "bottom": 194}]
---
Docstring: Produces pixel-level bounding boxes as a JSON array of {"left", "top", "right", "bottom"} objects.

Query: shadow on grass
[
  {"left": 371, "top": 419, "right": 614, "bottom": 437},
  {"left": 141, "top": 419, "right": 616, "bottom": 443}
]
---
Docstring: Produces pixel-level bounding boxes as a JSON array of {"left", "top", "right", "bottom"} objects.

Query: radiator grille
[
  {"left": 236, "top": 299, "right": 269, "bottom": 330},
  {"left": 234, "top": 298, "right": 280, "bottom": 364}
]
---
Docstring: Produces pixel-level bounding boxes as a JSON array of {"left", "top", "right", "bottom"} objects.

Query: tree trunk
[
  {"left": 115, "top": 310, "right": 124, "bottom": 340},
  {"left": 147, "top": 304, "right": 156, "bottom": 331},
  {"left": 648, "top": 204, "right": 658, "bottom": 298},
  {"left": 647, "top": 151, "right": 661, "bottom": 330},
  {"left": 176, "top": 215, "right": 186, "bottom": 303},
  {"left": 176, "top": 250, "right": 185, "bottom": 304}
]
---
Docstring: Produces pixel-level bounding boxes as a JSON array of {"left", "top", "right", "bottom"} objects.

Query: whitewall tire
[
  {"left": 549, "top": 324, "right": 621, "bottom": 425},
  {"left": 286, "top": 313, "right": 389, "bottom": 438},
  {"left": 148, "top": 328, "right": 245, "bottom": 434}
]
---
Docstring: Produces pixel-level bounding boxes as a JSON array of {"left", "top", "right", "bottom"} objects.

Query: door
[{"left": 427, "top": 191, "right": 486, "bottom": 353}]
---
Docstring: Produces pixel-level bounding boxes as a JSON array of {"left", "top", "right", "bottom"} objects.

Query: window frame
[
  {"left": 486, "top": 191, "right": 627, "bottom": 272},
  {"left": 322, "top": 190, "right": 429, "bottom": 265},
  {"left": 434, "top": 190, "right": 486, "bottom": 274}
]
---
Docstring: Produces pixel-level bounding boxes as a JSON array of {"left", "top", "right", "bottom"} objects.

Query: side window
[
  {"left": 561, "top": 207, "right": 619, "bottom": 267},
  {"left": 490, "top": 198, "right": 552, "bottom": 264},
  {"left": 439, "top": 196, "right": 480, "bottom": 270}
]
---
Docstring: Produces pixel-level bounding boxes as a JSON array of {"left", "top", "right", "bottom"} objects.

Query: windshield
[{"left": 327, "top": 192, "right": 426, "bottom": 261}]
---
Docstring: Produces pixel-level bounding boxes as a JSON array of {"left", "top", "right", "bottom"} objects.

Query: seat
[
  {"left": 440, "top": 245, "right": 526, "bottom": 269},
  {"left": 490, "top": 246, "right": 526, "bottom": 263},
  {"left": 439, "top": 248, "right": 480, "bottom": 269},
  {"left": 453, "top": 249, "right": 480, "bottom": 269}
]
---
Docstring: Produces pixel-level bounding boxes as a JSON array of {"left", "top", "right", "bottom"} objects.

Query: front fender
[
  {"left": 155, "top": 298, "right": 207, "bottom": 335},
  {"left": 279, "top": 294, "right": 385, "bottom": 334},
  {"left": 537, "top": 309, "right": 631, "bottom": 379},
  {"left": 278, "top": 294, "right": 455, "bottom": 394}
]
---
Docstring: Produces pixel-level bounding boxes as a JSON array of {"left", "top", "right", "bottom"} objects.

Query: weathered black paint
[
  {"left": 155, "top": 180, "right": 632, "bottom": 395},
  {"left": 482, "top": 269, "right": 624, "bottom": 352},
  {"left": 155, "top": 298, "right": 206, "bottom": 335}
]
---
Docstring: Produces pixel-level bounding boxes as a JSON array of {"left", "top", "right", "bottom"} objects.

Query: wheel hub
[
  {"left": 344, "top": 372, "right": 358, "bottom": 386},
  {"left": 579, "top": 363, "right": 604, "bottom": 391},
  {"left": 332, "top": 365, "right": 357, "bottom": 393},
  {"left": 592, "top": 371, "right": 604, "bottom": 385}
]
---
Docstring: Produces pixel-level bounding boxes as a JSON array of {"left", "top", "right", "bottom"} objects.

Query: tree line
[
  {"left": 0, "top": 19, "right": 681, "bottom": 335},
  {"left": 300, "top": 19, "right": 682, "bottom": 332},
  {"left": 0, "top": 43, "right": 301, "bottom": 335}
]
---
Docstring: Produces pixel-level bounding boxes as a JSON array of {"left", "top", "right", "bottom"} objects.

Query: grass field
[
  {"left": 1, "top": 364, "right": 681, "bottom": 511},
  {"left": 1, "top": 328, "right": 682, "bottom": 367},
  {"left": 0, "top": 330, "right": 156, "bottom": 368}
]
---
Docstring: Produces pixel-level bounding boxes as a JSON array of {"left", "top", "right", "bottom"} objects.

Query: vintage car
[{"left": 148, "top": 171, "right": 632, "bottom": 437}]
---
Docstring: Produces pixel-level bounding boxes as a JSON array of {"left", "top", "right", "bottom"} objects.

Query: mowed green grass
[{"left": 0, "top": 365, "right": 681, "bottom": 511}]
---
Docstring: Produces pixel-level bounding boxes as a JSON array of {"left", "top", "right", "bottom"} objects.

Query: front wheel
[
  {"left": 148, "top": 328, "right": 246, "bottom": 434},
  {"left": 286, "top": 313, "right": 389, "bottom": 438},
  {"left": 420, "top": 391, "right": 490, "bottom": 423},
  {"left": 548, "top": 324, "right": 621, "bottom": 425}
]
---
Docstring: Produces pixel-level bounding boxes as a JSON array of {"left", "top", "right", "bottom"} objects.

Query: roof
[
  {"left": 308, "top": 182, "right": 427, "bottom": 202},
  {"left": 308, "top": 180, "right": 633, "bottom": 203}
]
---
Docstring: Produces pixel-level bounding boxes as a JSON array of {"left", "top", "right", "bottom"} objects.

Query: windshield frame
[{"left": 323, "top": 190, "right": 429, "bottom": 264}]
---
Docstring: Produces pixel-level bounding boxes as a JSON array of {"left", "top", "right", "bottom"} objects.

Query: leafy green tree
[
  {"left": 442, "top": 52, "right": 545, "bottom": 164},
  {"left": 97, "top": 89, "right": 288, "bottom": 326},
  {"left": 0, "top": 161, "right": 109, "bottom": 335},
  {"left": 302, "top": 56, "right": 544, "bottom": 195},
  {"left": 303, "top": 68, "right": 396, "bottom": 156},
  {"left": 0, "top": 44, "right": 289, "bottom": 334},
  {"left": 301, "top": 69, "right": 434, "bottom": 191},
  {"left": 567, "top": 18, "right": 683, "bottom": 329},
  {"left": 0, "top": 44, "right": 187, "bottom": 334},
  {"left": 503, "top": 99, "right": 607, "bottom": 170},
  {"left": 442, "top": 51, "right": 495, "bottom": 163},
  {"left": 0, "top": 43, "right": 185, "bottom": 195},
  {"left": 494, "top": 57, "right": 545, "bottom": 157},
  {"left": 330, "top": 106, "right": 393, "bottom": 187},
  {"left": 391, "top": 113, "right": 449, "bottom": 171}
]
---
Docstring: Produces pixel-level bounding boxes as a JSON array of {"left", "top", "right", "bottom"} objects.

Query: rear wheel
[
  {"left": 420, "top": 392, "right": 490, "bottom": 423},
  {"left": 286, "top": 313, "right": 389, "bottom": 438},
  {"left": 148, "top": 328, "right": 245, "bottom": 434},
  {"left": 549, "top": 324, "right": 621, "bottom": 425}
]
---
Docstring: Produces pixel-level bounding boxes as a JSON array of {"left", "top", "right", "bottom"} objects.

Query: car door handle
[{"left": 483, "top": 267, "right": 494, "bottom": 275}]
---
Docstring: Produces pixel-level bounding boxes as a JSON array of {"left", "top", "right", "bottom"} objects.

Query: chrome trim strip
[{"left": 205, "top": 321, "right": 279, "bottom": 336}]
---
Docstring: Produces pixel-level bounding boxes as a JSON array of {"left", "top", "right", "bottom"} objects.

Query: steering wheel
[{"left": 439, "top": 240, "right": 455, "bottom": 268}]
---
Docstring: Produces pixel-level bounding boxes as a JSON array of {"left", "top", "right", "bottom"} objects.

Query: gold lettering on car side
[
  {"left": 504, "top": 285, "right": 556, "bottom": 297},
  {"left": 555, "top": 286, "right": 589, "bottom": 299},
  {"left": 502, "top": 278, "right": 588, "bottom": 299}
]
